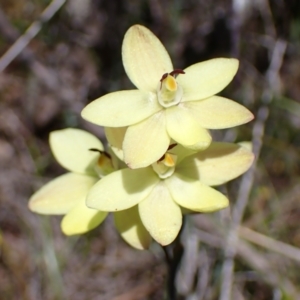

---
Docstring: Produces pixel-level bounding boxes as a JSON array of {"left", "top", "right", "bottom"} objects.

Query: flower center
[
  {"left": 89, "top": 148, "right": 115, "bottom": 178},
  {"left": 152, "top": 152, "right": 177, "bottom": 179},
  {"left": 157, "top": 69, "right": 185, "bottom": 108}
]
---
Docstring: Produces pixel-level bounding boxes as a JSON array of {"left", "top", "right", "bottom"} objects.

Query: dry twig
[
  {"left": 193, "top": 217, "right": 298, "bottom": 297},
  {"left": 0, "top": 0, "right": 66, "bottom": 72},
  {"left": 239, "top": 226, "right": 300, "bottom": 264},
  {"left": 0, "top": 2, "right": 86, "bottom": 116},
  {"left": 219, "top": 38, "right": 287, "bottom": 300}
]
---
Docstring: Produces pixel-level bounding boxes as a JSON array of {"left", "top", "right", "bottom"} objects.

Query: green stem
[{"left": 162, "top": 219, "right": 185, "bottom": 300}]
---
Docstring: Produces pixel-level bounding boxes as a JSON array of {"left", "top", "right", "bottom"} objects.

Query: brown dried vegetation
[{"left": 0, "top": 0, "right": 300, "bottom": 299}]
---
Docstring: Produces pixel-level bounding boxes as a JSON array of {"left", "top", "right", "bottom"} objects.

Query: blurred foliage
[{"left": 0, "top": 0, "right": 300, "bottom": 299}]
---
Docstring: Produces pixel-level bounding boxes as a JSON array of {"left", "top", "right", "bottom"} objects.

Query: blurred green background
[{"left": 0, "top": 0, "right": 300, "bottom": 299}]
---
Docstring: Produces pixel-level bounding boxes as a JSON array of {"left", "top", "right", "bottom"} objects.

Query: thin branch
[
  {"left": 0, "top": 2, "right": 105, "bottom": 143},
  {"left": 239, "top": 226, "right": 300, "bottom": 264},
  {"left": 0, "top": 3, "right": 82, "bottom": 112},
  {"left": 219, "top": 39, "right": 287, "bottom": 300},
  {"left": 194, "top": 215, "right": 300, "bottom": 264},
  {"left": 176, "top": 232, "right": 199, "bottom": 296},
  {"left": 0, "top": 6, "right": 59, "bottom": 89},
  {"left": 192, "top": 225, "right": 298, "bottom": 297},
  {"left": 0, "top": 0, "right": 66, "bottom": 72},
  {"left": 237, "top": 241, "right": 297, "bottom": 296},
  {"left": 194, "top": 249, "right": 211, "bottom": 300}
]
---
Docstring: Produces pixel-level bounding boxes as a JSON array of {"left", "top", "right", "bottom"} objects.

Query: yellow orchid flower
[
  {"left": 86, "top": 142, "right": 254, "bottom": 246},
  {"left": 28, "top": 128, "right": 108, "bottom": 235},
  {"left": 82, "top": 24, "right": 253, "bottom": 169},
  {"left": 28, "top": 128, "right": 151, "bottom": 249}
]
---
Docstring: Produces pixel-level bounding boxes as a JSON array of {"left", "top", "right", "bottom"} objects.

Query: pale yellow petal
[
  {"left": 183, "top": 96, "right": 254, "bottom": 129},
  {"left": 166, "top": 173, "right": 229, "bottom": 212},
  {"left": 123, "top": 111, "right": 170, "bottom": 168},
  {"left": 29, "top": 173, "right": 98, "bottom": 214},
  {"left": 166, "top": 105, "right": 212, "bottom": 147},
  {"left": 138, "top": 182, "right": 182, "bottom": 246},
  {"left": 50, "top": 128, "right": 103, "bottom": 175},
  {"left": 182, "top": 135, "right": 212, "bottom": 151},
  {"left": 114, "top": 206, "right": 152, "bottom": 250},
  {"left": 105, "top": 127, "right": 127, "bottom": 161},
  {"left": 238, "top": 141, "right": 252, "bottom": 151},
  {"left": 168, "top": 144, "right": 197, "bottom": 164},
  {"left": 61, "top": 200, "right": 107, "bottom": 235},
  {"left": 86, "top": 168, "right": 159, "bottom": 211},
  {"left": 81, "top": 90, "right": 161, "bottom": 127},
  {"left": 110, "top": 146, "right": 124, "bottom": 163},
  {"left": 178, "top": 58, "right": 239, "bottom": 101},
  {"left": 105, "top": 127, "right": 126, "bottom": 150},
  {"left": 122, "top": 24, "right": 173, "bottom": 92},
  {"left": 176, "top": 142, "right": 254, "bottom": 186},
  {"left": 106, "top": 147, "right": 127, "bottom": 171}
]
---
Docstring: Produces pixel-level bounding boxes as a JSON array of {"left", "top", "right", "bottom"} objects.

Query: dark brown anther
[
  {"left": 159, "top": 70, "right": 185, "bottom": 90},
  {"left": 89, "top": 148, "right": 111, "bottom": 159},
  {"left": 160, "top": 73, "right": 168, "bottom": 89},
  {"left": 168, "top": 143, "right": 177, "bottom": 150},
  {"left": 89, "top": 148, "right": 101, "bottom": 153},
  {"left": 157, "top": 144, "right": 178, "bottom": 162},
  {"left": 169, "top": 69, "right": 185, "bottom": 77},
  {"left": 157, "top": 154, "right": 165, "bottom": 163},
  {"left": 160, "top": 73, "right": 168, "bottom": 82}
]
